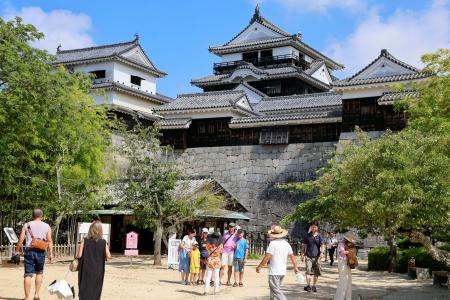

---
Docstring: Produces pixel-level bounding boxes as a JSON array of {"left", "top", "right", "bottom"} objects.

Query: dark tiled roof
[
  {"left": 378, "top": 90, "right": 419, "bottom": 105},
  {"left": 111, "top": 105, "right": 161, "bottom": 121},
  {"left": 333, "top": 72, "right": 429, "bottom": 87},
  {"left": 92, "top": 81, "right": 172, "bottom": 104},
  {"left": 191, "top": 65, "right": 330, "bottom": 90},
  {"left": 54, "top": 38, "right": 166, "bottom": 77},
  {"left": 255, "top": 92, "right": 342, "bottom": 113},
  {"left": 233, "top": 82, "right": 267, "bottom": 98},
  {"left": 154, "top": 90, "right": 255, "bottom": 115},
  {"left": 158, "top": 118, "right": 192, "bottom": 129},
  {"left": 229, "top": 109, "right": 341, "bottom": 128},
  {"left": 349, "top": 49, "right": 419, "bottom": 80}
]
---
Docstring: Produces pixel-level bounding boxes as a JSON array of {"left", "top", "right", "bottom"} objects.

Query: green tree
[
  {"left": 117, "top": 123, "right": 225, "bottom": 265},
  {"left": 282, "top": 49, "right": 450, "bottom": 268},
  {"left": 0, "top": 17, "right": 111, "bottom": 241}
]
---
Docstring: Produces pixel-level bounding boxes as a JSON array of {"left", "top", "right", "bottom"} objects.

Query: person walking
[
  {"left": 219, "top": 222, "right": 238, "bottom": 286},
  {"left": 15, "top": 209, "right": 53, "bottom": 300},
  {"left": 300, "top": 221, "right": 324, "bottom": 293},
  {"left": 335, "top": 232, "right": 358, "bottom": 300},
  {"left": 203, "top": 232, "right": 223, "bottom": 296},
  {"left": 77, "top": 220, "right": 111, "bottom": 300},
  {"left": 178, "top": 229, "right": 196, "bottom": 285},
  {"left": 256, "top": 225, "right": 299, "bottom": 300},
  {"left": 197, "top": 228, "right": 209, "bottom": 285},
  {"left": 326, "top": 232, "right": 338, "bottom": 266}
]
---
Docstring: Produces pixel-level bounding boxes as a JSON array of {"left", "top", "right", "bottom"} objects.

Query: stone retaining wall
[{"left": 171, "top": 142, "right": 336, "bottom": 236}]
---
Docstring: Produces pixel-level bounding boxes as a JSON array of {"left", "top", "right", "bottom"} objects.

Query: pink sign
[
  {"left": 126, "top": 231, "right": 138, "bottom": 249},
  {"left": 125, "top": 249, "right": 139, "bottom": 256}
]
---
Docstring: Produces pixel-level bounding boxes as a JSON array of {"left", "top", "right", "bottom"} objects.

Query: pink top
[
  {"left": 337, "top": 241, "right": 347, "bottom": 261},
  {"left": 222, "top": 231, "right": 238, "bottom": 254}
]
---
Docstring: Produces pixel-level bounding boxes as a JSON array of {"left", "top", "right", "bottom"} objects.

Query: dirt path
[{"left": 0, "top": 257, "right": 448, "bottom": 299}]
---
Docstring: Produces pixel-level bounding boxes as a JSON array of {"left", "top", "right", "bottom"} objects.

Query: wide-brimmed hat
[
  {"left": 268, "top": 225, "right": 288, "bottom": 239},
  {"left": 343, "top": 232, "right": 357, "bottom": 244},
  {"left": 228, "top": 222, "right": 236, "bottom": 228},
  {"left": 202, "top": 228, "right": 209, "bottom": 234}
]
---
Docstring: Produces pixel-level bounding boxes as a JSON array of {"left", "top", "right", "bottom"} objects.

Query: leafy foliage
[{"left": 0, "top": 17, "right": 111, "bottom": 235}]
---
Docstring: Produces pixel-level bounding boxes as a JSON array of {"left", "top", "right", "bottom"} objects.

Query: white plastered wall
[{"left": 113, "top": 61, "right": 157, "bottom": 94}]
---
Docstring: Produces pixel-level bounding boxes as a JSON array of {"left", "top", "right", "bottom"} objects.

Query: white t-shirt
[
  {"left": 23, "top": 220, "right": 50, "bottom": 247},
  {"left": 266, "top": 239, "right": 293, "bottom": 276},
  {"left": 182, "top": 235, "right": 196, "bottom": 252}
]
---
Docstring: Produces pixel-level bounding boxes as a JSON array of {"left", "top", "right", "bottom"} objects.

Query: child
[
  {"left": 189, "top": 242, "right": 201, "bottom": 285},
  {"left": 233, "top": 229, "right": 249, "bottom": 287}
]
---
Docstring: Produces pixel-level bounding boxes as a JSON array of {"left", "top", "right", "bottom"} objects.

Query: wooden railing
[
  {"left": 213, "top": 54, "right": 311, "bottom": 74},
  {"left": 0, "top": 244, "right": 75, "bottom": 259}
]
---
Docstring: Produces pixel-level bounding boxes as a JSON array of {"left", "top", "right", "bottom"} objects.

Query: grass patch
[{"left": 248, "top": 253, "right": 263, "bottom": 260}]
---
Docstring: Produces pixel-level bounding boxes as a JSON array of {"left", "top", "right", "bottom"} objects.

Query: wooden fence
[
  {"left": 247, "top": 232, "right": 302, "bottom": 256},
  {"left": 1, "top": 244, "right": 75, "bottom": 259}
]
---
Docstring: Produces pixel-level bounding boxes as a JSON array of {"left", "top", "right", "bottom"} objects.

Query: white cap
[{"left": 202, "top": 228, "right": 209, "bottom": 234}]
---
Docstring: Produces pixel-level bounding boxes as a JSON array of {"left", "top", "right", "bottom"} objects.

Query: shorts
[
  {"left": 305, "top": 256, "right": 322, "bottom": 276},
  {"left": 24, "top": 249, "right": 46, "bottom": 277},
  {"left": 221, "top": 252, "right": 234, "bottom": 266},
  {"left": 233, "top": 258, "right": 245, "bottom": 272}
]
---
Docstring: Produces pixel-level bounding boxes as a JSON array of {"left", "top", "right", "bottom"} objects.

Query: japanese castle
[{"left": 55, "top": 5, "right": 428, "bottom": 149}]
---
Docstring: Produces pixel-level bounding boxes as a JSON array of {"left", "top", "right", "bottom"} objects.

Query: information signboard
[
  {"left": 125, "top": 231, "right": 138, "bottom": 257},
  {"left": 76, "top": 223, "right": 111, "bottom": 246},
  {"left": 4, "top": 228, "right": 18, "bottom": 244},
  {"left": 167, "top": 238, "right": 181, "bottom": 268}
]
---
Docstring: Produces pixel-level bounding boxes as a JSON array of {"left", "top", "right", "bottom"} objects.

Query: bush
[
  {"left": 438, "top": 244, "right": 450, "bottom": 252},
  {"left": 368, "top": 247, "right": 390, "bottom": 271},
  {"left": 396, "top": 238, "right": 422, "bottom": 249},
  {"left": 397, "top": 248, "right": 450, "bottom": 273}
]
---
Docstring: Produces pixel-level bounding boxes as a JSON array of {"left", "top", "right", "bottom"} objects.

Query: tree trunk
[
  {"left": 408, "top": 231, "right": 450, "bottom": 269},
  {"left": 153, "top": 219, "right": 163, "bottom": 266},
  {"left": 52, "top": 210, "right": 66, "bottom": 245},
  {"left": 387, "top": 235, "right": 397, "bottom": 272}
]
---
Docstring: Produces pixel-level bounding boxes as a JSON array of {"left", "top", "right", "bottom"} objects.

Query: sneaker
[
  {"left": 304, "top": 285, "right": 311, "bottom": 292},
  {"left": 312, "top": 286, "right": 317, "bottom": 292}
]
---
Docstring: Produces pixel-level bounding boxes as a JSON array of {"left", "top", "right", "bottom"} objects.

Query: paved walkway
[{"left": 0, "top": 257, "right": 448, "bottom": 299}]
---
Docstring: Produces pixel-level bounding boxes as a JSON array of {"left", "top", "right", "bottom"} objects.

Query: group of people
[
  {"left": 13, "top": 209, "right": 357, "bottom": 300},
  {"left": 257, "top": 221, "right": 358, "bottom": 300},
  {"left": 15, "top": 208, "right": 110, "bottom": 300},
  {"left": 178, "top": 222, "right": 250, "bottom": 295}
]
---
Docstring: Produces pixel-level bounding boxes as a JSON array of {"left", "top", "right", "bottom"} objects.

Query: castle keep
[{"left": 56, "top": 6, "right": 428, "bottom": 238}]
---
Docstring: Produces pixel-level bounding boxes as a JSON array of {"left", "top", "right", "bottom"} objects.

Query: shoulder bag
[{"left": 27, "top": 224, "right": 49, "bottom": 251}]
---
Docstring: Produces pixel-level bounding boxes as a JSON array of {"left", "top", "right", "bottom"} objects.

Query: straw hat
[
  {"left": 343, "top": 232, "right": 357, "bottom": 244},
  {"left": 268, "top": 225, "right": 288, "bottom": 239}
]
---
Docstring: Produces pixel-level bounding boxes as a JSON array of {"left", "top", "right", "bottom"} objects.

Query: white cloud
[
  {"left": 253, "top": 0, "right": 365, "bottom": 13},
  {"left": 3, "top": 6, "right": 94, "bottom": 53},
  {"left": 326, "top": 0, "right": 450, "bottom": 78}
]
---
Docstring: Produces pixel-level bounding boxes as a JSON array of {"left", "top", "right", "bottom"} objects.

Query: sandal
[
  {"left": 226, "top": 281, "right": 232, "bottom": 286},
  {"left": 239, "top": 282, "right": 243, "bottom": 287},
  {"left": 233, "top": 282, "right": 238, "bottom": 287}
]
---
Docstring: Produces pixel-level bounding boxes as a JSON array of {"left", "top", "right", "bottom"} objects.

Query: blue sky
[{"left": 3, "top": 0, "right": 449, "bottom": 97}]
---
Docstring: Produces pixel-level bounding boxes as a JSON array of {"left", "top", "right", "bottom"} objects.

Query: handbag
[
  {"left": 345, "top": 244, "right": 358, "bottom": 269},
  {"left": 27, "top": 224, "right": 49, "bottom": 251},
  {"left": 69, "top": 258, "right": 80, "bottom": 272}
]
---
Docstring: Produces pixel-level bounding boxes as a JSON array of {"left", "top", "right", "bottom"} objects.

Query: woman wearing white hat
[{"left": 334, "top": 232, "right": 357, "bottom": 300}]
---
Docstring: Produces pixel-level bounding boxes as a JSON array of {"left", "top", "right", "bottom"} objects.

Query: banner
[{"left": 167, "top": 238, "right": 181, "bottom": 268}]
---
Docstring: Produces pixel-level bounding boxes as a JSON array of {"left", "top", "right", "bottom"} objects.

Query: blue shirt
[
  {"left": 303, "top": 233, "right": 323, "bottom": 257},
  {"left": 234, "top": 239, "right": 249, "bottom": 259}
]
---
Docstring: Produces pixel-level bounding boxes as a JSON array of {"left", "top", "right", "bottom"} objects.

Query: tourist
[
  {"left": 220, "top": 222, "right": 238, "bottom": 285},
  {"left": 198, "top": 228, "right": 209, "bottom": 285},
  {"left": 233, "top": 229, "right": 249, "bottom": 287},
  {"left": 189, "top": 242, "right": 201, "bottom": 285},
  {"left": 77, "top": 220, "right": 111, "bottom": 300},
  {"left": 203, "top": 232, "right": 223, "bottom": 295},
  {"left": 326, "top": 232, "right": 338, "bottom": 266},
  {"left": 15, "top": 208, "right": 53, "bottom": 300},
  {"left": 335, "top": 232, "right": 358, "bottom": 300},
  {"left": 178, "top": 229, "right": 196, "bottom": 285},
  {"left": 256, "top": 225, "right": 299, "bottom": 300},
  {"left": 300, "top": 221, "right": 324, "bottom": 293}
]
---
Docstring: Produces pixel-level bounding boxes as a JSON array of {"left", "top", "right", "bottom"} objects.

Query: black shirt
[{"left": 303, "top": 233, "right": 323, "bottom": 257}]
